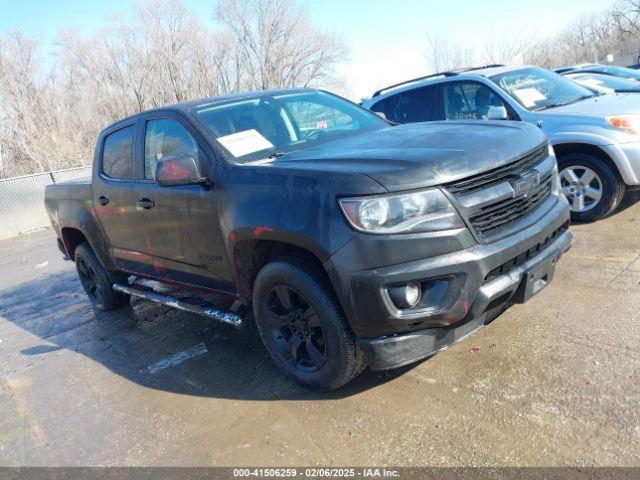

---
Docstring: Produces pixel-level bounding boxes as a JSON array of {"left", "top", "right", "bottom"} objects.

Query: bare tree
[
  {"left": 482, "top": 33, "right": 536, "bottom": 65},
  {"left": 611, "top": 0, "right": 640, "bottom": 61},
  {"left": 0, "top": 0, "right": 347, "bottom": 178},
  {"left": 424, "top": 33, "right": 476, "bottom": 72},
  {"left": 215, "top": 0, "right": 347, "bottom": 90}
]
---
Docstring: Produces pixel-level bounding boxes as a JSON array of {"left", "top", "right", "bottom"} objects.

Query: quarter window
[
  {"left": 144, "top": 119, "right": 199, "bottom": 179},
  {"left": 102, "top": 126, "right": 133, "bottom": 179},
  {"left": 371, "top": 86, "right": 444, "bottom": 123}
]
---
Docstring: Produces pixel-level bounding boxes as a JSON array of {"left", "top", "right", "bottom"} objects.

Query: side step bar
[{"left": 112, "top": 283, "right": 243, "bottom": 328}]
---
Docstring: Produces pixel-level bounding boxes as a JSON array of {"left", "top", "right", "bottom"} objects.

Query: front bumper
[
  {"left": 324, "top": 194, "right": 572, "bottom": 369},
  {"left": 360, "top": 227, "right": 572, "bottom": 370}
]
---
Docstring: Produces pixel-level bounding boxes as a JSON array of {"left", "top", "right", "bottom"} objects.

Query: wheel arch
[
  {"left": 552, "top": 142, "right": 622, "bottom": 180},
  {"left": 232, "top": 238, "right": 333, "bottom": 304},
  {"left": 60, "top": 227, "right": 89, "bottom": 260}
]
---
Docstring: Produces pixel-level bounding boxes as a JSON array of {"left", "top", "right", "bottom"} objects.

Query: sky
[{"left": 0, "top": 0, "right": 614, "bottom": 100}]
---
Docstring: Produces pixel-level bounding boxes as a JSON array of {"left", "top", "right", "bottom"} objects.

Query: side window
[
  {"left": 102, "top": 126, "right": 133, "bottom": 179},
  {"left": 383, "top": 86, "right": 444, "bottom": 124},
  {"left": 144, "top": 119, "right": 198, "bottom": 179},
  {"left": 444, "top": 82, "right": 507, "bottom": 120}
]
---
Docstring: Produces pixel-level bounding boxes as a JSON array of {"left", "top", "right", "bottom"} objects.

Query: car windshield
[
  {"left": 566, "top": 73, "right": 640, "bottom": 93},
  {"left": 592, "top": 65, "right": 640, "bottom": 81},
  {"left": 490, "top": 67, "right": 597, "bottom": 111},
  {"left": 194, "top": 90, "right": 387, "bottom": 161}
]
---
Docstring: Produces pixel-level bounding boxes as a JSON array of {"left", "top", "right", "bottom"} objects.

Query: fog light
[{"left": 388, "top": 282, "right": 421, "bottom": 309}]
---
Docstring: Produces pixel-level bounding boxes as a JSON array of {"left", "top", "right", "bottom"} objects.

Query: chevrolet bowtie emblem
[{"left": 512, "top": 171, "right": 541, "bottom": 198}]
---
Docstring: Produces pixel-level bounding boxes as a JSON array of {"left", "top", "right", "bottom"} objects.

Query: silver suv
[{"left": 362, "top": 65, "right": 640, "bottom": 221}]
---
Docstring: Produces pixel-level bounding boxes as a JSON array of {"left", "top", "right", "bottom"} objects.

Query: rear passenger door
[
  {"left": 93, "top": 123, "right": 148, "bottom": 270},
  {"left": 131, "top": 113, "right": 230, "bottom": 290}
]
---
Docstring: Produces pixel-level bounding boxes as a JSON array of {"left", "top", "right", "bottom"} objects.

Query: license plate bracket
[{"left": 513, "top": 254, "right": 557, "bottom": 303}]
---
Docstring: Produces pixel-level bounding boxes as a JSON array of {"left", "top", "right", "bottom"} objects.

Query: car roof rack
[
  {"left": 452, "top": 64, "right": 505, "bottom": 74},
  {"left": 372, "top": 71, "right": 459, "bottom": 97},
  {"left": 371, "top": 64, "right": 505, "bottom": 97}
]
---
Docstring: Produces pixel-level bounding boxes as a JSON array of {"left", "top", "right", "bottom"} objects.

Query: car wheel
[
  {"left": 74, "top": 243, "right": 129, "bottom": 311},
  {"left": 558, "top": 154, "right": 625, "bottom": 222},
  {"left": 252, "top": 257, "right": 366, "bottom": 391}
]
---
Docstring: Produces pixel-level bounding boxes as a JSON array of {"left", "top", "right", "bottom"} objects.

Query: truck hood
[
  {"left": 539, "top": 92, "right": 640, "bottom": 117},
  {"left": 268, "top": 121, "right": 546, "bottom": 192}
]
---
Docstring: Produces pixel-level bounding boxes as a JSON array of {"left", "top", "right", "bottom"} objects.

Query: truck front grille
[
  {"left": 444, "top": 144, "right": 547, "bottom": 196},
  {"left": 468, "top": 179, "right": 551, "bottom": 237}
]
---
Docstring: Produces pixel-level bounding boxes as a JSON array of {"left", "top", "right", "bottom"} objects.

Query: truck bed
[{"left": 45, "top": 181, "right": 93, "bottom": 234}]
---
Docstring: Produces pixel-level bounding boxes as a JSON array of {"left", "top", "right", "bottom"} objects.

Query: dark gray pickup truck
[{"left": 45, "top": 88, "right": 572, "bottom": 390}]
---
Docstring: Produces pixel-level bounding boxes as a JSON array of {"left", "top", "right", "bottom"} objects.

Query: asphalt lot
[{"left": 1, "top": 196, "right": 639, "bottom": 467}]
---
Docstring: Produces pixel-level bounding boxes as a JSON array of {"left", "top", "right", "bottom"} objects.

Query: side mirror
[
  {"left": 487, "top": 106, "right": 508, "bottom": 121},
  {"left": 155, "top": 155, "right": 208, "bottom": 187}
]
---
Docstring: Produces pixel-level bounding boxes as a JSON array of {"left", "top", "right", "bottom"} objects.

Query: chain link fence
[{"left": 0, "top": 166, "right": 92, "bottom": 241}]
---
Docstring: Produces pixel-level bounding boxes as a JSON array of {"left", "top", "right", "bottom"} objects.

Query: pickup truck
[{"left": 45, "top": 88, "right": 573, "bottom": 390}]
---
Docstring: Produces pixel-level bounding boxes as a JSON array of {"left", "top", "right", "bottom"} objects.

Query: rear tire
[
  {"left": 74, "top": 243, "right": 129, "bottom": 311},
  {"left": 252, "top": 257, "right": 365, "bottom": 391},
  {"left": 558, "top": 154, "right": 625, "bottom": 222}
]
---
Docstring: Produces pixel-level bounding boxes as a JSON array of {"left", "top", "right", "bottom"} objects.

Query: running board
[{"left": 112, "top": 283, "right": 243, "bottom": 328}]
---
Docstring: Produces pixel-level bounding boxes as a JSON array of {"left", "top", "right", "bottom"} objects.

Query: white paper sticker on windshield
[
  {"left": 512, "top": 88, "right": 547, "bottom": 107},
  {"left": 216, "top": 129, "right": 274, "bottom": 157}
]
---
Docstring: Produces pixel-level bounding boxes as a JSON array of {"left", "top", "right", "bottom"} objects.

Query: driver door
[{"left": 132, "top": 113, "right": 231, "bottom": 291}]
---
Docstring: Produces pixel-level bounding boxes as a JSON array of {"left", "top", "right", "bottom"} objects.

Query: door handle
[
  {"left": 97, "top": 196, "right": 109, "bottom": 206},
  {"left": 136, "top": 198, "right": 155, "bottom": 210}
]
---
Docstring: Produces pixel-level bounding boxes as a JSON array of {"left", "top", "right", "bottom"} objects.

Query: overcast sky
[{"left": 0, "top": 0, "right": 613, "bottom": 100}]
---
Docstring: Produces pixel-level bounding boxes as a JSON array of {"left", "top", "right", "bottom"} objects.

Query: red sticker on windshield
[{"left": 315, "top": 120, "right": 328, "bottom": 129}]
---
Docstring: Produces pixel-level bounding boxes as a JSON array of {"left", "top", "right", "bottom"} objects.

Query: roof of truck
[
  {"left": 176, "top": 87, "right": 316, "bottom": 111},
  {"left": 103, "top": 88, "right": 317, "bottom": 132}
]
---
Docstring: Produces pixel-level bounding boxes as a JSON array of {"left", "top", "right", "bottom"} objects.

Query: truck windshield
[
  {"left": 490, "top": 67, "right": 598, "bottom": 111},
  {"left": 195, "top": 90, "right": 387, "bottom": 161}
]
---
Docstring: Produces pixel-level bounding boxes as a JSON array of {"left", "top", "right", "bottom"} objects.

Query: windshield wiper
[
  {"left": 267, "top": 151, "right": 286, "bottom": 159},
  {"left": 535, "top": 94, "right": 600, "bottom": 111},
  {"left": 535, "top": 102, "right": 566, "bottom": 111}
]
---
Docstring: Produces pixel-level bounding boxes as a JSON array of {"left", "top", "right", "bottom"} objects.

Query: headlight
[
  {"left": 606, "top": 114, "right": 640, "bottom": 134},
  {"left": 338, "top": 188, "right": 464, "bottom": 234},
  {"left": 547, "top": 143, "right": 555, "bottom": 157}
]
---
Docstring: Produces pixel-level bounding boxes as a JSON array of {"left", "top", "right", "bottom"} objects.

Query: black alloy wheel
[
  {"left": 76, "top": 254, "right": 105, "bottom": 307},
  {"left": 252, "top": 258, "right": 365, "bottom": 390},
  {"left": 74, "top": 243, "right": 129, "bottom": 311},
  {"left": 263, "top": 285, "right": 327, "bottom": 372}
]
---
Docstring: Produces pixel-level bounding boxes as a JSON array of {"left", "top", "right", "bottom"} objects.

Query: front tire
[
  {"left": 74, "top": 243, "right": 129, "bottom": 311},
  {"left": 558, "top": 154, "right": 625, "bottom": 222},
  {"left": 252, "top": 258, "right": 365, "bottom": 391}
]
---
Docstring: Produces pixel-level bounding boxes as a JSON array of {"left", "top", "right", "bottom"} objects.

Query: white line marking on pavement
[{"left": 141, "top": 342, "right": 208, "bottom": 374}]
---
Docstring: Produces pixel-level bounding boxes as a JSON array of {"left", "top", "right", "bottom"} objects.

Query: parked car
[
  {"left": 555, "top": 63, "right": 640, "bottom": 83},
  {"left": 362, "top": 65, "right": 640, "bottom": 221},
  {"left": 562, "top": 71, "right": 640, "bottom": 94},
  {"left": 45, "top": 88, "right": 572, "bottom": 390}
]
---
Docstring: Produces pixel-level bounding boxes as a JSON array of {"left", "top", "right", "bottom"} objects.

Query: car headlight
[
  {"left": 606, "top": 114, "right": 640, "bottom": 134},
  {"left": 547, "top": 143, "right": 555, "bottom": 157},
  {"left": 338, "top": 188, "right": 464, "bottom": 234}
]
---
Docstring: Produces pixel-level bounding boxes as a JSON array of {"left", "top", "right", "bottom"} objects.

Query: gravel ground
[{"left": 0, "top": 195, "right": 639, "bottom": 467}]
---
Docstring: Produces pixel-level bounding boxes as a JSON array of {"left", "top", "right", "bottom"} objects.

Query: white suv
[{"left": 362, "top": 65, "right": 640, "bottom": 221}]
